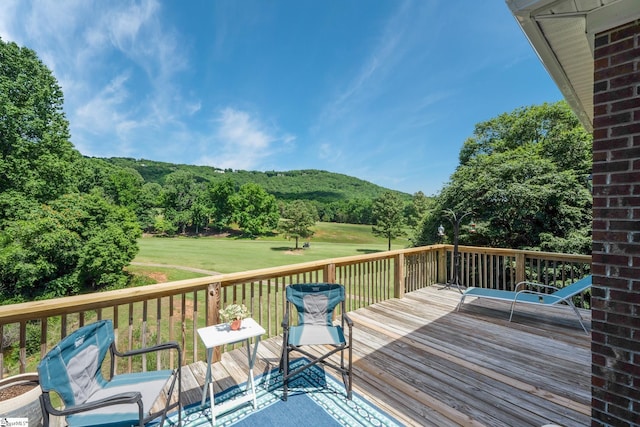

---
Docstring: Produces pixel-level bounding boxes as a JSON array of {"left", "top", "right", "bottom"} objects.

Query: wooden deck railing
[{"left": 0, "top": 244, "right": 590, "bottom": 378}]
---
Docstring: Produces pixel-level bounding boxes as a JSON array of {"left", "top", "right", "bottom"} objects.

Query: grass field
[
  {"left": 5, "top": 223, "right": 410, "bottom": 375},
  {"left": 131, "top": 222, "right": 411, "bottom": 279}
]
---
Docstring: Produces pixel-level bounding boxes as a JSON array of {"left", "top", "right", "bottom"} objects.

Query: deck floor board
[{"left": 156, "top": 285, "right": 592, "bottom": 426}]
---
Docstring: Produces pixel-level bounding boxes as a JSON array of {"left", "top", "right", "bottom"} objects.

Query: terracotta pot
[
  {"left": 230, "top": 319, "right": 242, "bottom": 330},
  {"left": 0, "top": 372, "right": 43, "bottom": 427}
]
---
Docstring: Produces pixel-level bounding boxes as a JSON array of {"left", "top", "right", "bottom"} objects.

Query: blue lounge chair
[
  {"left": 279, "top": 283, "right": 353, "bottom": 401},
  {"left": 38, "top": 320, "right": 181, "bottom": 427},
  {"left": 457, "top": 275, "right": 592, "bottom": 334}
]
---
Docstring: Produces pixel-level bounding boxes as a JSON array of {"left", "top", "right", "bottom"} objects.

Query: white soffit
[{"left": 505, "top": 0, "right": 640, "bottom": 133}]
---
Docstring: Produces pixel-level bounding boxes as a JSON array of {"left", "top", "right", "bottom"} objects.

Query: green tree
[
  {"left": 0, "top": 40, "right": 143, "bottom": 300},
  {"left": 104, "top": 167, "right": 144, "bottom": 211},
  {"left": 279, "top": 200, "right": 318, "bottom": 249},
  {"left": 138, "top": 182, "right": 163, "bottom": 232},
  {"left": 416, "top": 101, "right": 592, "bottom": 254},
  {"left": 163, "top": 171, "right": 197, "bottom": 233},
  {"left": 231, "top": 183, "right": 279, "bottom": 237},
  {"left": 405, "top": 191, "right": 431, "bottom": 228},
  {"left": 372, "top": 191, "right": 406, "bottom": 251},
  {"left": 0, "top": 192, "right": 141, "bottom": 301},
  {"left": 190, "top": 184, "right": 210, "bottom": 234},
  {"left": 208, "top": 179, "right": 236, "bottom": 230},
  {"left": 0, "top": 38, "right": 79, "bottom": 207}
]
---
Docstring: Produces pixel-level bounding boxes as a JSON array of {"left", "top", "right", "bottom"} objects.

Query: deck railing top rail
[
  {"left": 0, "top": 244, "right": 591, "bottom": 324},
  {"left": 0, "top": 246, "right": 424, "bottom": 322},
  {"left": 0, "top": 244, "right": 591, "bottom": 378}
]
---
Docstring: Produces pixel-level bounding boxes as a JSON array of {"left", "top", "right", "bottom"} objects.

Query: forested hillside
[{"left": 102, "top": 158, "right": 410, "bottom": 203}]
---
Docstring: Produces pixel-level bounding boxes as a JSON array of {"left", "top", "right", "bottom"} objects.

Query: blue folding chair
[
  {"left": 280, "top": 283, "right": 353, "bottom": 401},
  {"left": 37, "top": 320, "right": 181, "bottom": 427}
]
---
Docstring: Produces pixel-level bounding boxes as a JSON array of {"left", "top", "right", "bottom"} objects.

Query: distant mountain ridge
[{"left": 102, "top": 157, "right": 411, "bottom": 203}]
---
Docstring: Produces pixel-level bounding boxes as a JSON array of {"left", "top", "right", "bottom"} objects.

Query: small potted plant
[{"left": 220, "top": 304, "right": 249, "bottom": 330}]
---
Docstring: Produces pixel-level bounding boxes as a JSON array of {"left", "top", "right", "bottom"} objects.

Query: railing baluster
[
  {"left": 0, "top": 245, "right": 591, "bottom": 378},
  {"left": 157, "top": 297, "right": 162, "bottom": 370},
  {"left": 142, "top": 300, "right": 148, "bottom": 371},
  {"left": 128, "top": 303, "right": 134, "bottom": 372},
  {"left": 19, "top": 321, "right": 26, "bottom": 373}
]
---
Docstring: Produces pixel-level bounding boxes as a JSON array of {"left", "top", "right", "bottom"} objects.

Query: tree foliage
[
  {"left": 0, "top": 39, "right": 140, "bottom": 302},
  {"left": 0, "top": 38, "right": 79, "bottom": 206},
  {"left": 415, "top": 101, "right": 592, "bottom": 254},
  {"left": 0, "top": 192, "right": 141, "bottom": 301},
  {"left": 279, "top": 200, "right": 318, "bottom": 249},
  {"left": 207, "top": 179, "right": 236, "bottom": 230},
  {"left": 232, "top": 183, "right": 280, "bottom": 237},
  {"left": 372, "top": 191, "right": 406, "bottom": 251}
]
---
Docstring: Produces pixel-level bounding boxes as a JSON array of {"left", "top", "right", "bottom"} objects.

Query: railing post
[
  {"left": 437, "top": 246, "right": 447, "bottom": 284},
  {"left": 207, "top": 282, "right": 222, "bottom": 362},
  {"left": 324, "top": 263, "right": 336, "bottom": 283},
  {"left": 394, "top": 253, "right": 405, "bottom": 298},
  {"left": 515, "top": 252, "right": 526, "bottom": 285}
]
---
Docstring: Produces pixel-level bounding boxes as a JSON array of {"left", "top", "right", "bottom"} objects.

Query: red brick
[
  {"left": 592, "top": 264, "right": 607, "bottom": 276},
  {"left": 596, "top": 159, "right": 630, "bottom": 172},
  {"left": 610, "top": 171, "right": 640, "bottom": 184},
  {"left": 610, "top": 220, "right": 640, "bottom": 231},
  {"left": 611, "top": 123, "right": 640, "bottom": 137},
  {"left": 594, "top": 86, "right": 635, "bottom": 105},
  {"left": 611, "top": 47, "right": 640, "bottom": 67},
  {"left": 611, "top": 97, "right": 640, "bottom": 113},
  {"left": 594, "top": 79, "right": 608, "bottom": 93},
  {"left": 594, "top": 37, "right": 635, "bottom": 57},
  {"left": 610, "top": 146, "right": 640, "bottom": 161},
  {"left": 593, "top": 184, "right": 632, "bottom": 196},
  {"left": 594, "top": 34, "right": 609, "bottom": 49},
  {"left": 609, "top": 21, "right": 640, "bottom": 42},
  {"left": 598, "top": 207, "right": 631, "bottom": 219},
  {"left": 593, "top": 127, "right": 609, "bottom": 140},
  {"left": 593, "top": 111, "right": 632, "bottom": 128},
  {"left": 593, "top": 137, "right": 630, "bottom": 151},
  {"left": 596, "top": 276, "right": 631, "bottom": 288},
  {"left": 610, "top": 71, "right": 640, "bottom": 89},
  {"left": 595, "top": 62, "right": 635, "bottom": 81}
]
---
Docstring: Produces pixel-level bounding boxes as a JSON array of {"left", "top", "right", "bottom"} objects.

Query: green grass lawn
[
  {"left": 9, "top": 223, "right": 410, "bottom": 375},
  {"left": 132, "top": 222, "right": 411, "bottom": 275}
]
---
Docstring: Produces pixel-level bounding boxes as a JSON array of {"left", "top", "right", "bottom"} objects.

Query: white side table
[{"left": 197, "top": 317, "right": 266, "bottom": 425}]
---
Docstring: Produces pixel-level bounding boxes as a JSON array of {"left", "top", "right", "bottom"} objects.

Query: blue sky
[{"left": 0, "top": 0, "right": 562, "bottom": 195}]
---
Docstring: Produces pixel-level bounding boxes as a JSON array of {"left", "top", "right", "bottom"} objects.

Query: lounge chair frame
[{"left": 457, "top": 275, "right": 592, "bottom": 334}]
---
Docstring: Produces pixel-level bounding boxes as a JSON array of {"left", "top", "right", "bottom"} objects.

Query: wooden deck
[{"left": 176, "top": 285, "right": 591, "bottom": 427}]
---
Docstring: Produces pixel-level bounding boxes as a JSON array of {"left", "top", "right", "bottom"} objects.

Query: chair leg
[
  {"left": 282, "top": 346, "right": 289, "bottom": 401},
  {"left": 568, "top": 300, "right": 590, "bottom": 335}
]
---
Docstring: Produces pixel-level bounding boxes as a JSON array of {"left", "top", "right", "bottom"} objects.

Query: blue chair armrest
[{"left": 41, "top": 391, "right": 142, "bottom": 417}]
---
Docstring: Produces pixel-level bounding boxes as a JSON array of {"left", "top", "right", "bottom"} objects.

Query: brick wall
[{"left": 591, "top": 19, "right": 640, "bottom": 427}]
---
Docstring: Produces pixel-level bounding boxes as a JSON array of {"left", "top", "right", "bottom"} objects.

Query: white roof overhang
[{"left": 505, "top": 0, "right": 640, "bottom": 132}]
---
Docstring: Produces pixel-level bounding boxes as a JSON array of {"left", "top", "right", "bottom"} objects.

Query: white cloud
[
  {"left": 1, "top": 0, "right": 196, "bottom": 158},
  {"left": 198, "top": 108, "right": 294, "bottom": 171},
  {"left": 75, "top": 72, "right": 131, "bottom": 134},
  {"left": 318, "top": 143, "right": 341, "bottom": 161}
]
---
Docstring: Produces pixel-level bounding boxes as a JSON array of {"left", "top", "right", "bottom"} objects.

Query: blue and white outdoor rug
[{"left": 158, "top": 358, "right": 401, "bottom": 426}]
